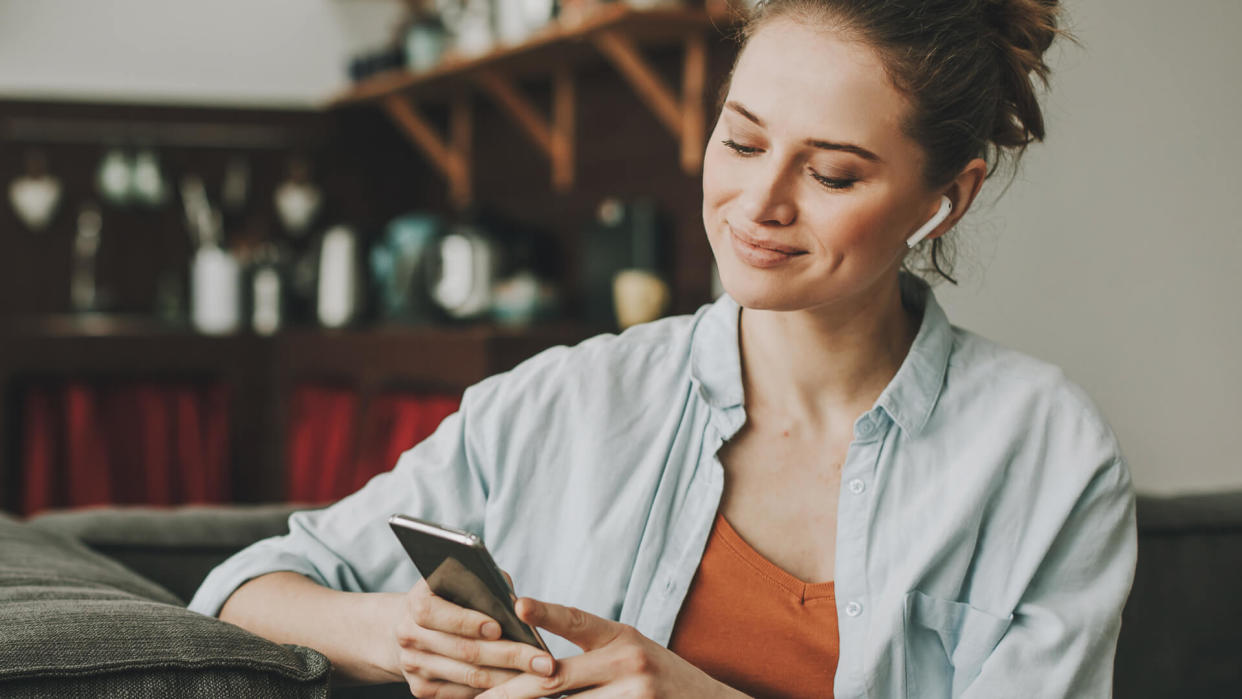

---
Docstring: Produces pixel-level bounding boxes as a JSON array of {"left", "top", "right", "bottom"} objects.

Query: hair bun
[
  {"left": 984, "top": 0, "right": 1060, "bottom": 54},
  {"left": 982, "top": 0, "right": 1068, "bottom": 150}
]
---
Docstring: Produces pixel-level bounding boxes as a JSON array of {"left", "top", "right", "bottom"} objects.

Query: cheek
[
  {"left": 804, "top": 197, "right": 905, "bottom": 258},
  {"left": 701, "top": 147, "right": 730, "bottom": 239},
  {"left": 701, "top": 145, "right": 726, "bottom": 207},
  {"left": 829, "top": 191, "right": 909, "bottom": 240},
  {"left": 826, "top": 208, "right": 881, "bottom": 243}
]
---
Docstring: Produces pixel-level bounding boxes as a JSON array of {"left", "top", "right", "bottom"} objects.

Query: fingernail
[
  {"left": 532, "top": 656, "right": 553, "bottom": 675},
  {"left": 482, "top": 622, "right": 501, "bottom": 639}
]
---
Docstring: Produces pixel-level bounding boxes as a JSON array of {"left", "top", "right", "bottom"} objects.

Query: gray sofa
[
  {"left": 0, "top": 505, "right": 406, "bottom": 698},
  {"left": 2, "top": 493, "right": 1240, "bottom": 698}
]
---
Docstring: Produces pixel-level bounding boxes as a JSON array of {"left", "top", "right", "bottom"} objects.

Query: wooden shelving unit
[
  {"left": 330, "top": 4, "right": 734, "bottom": 207},
  {"left": 0, "top": 4, "right": 746, "bottom": 512}
]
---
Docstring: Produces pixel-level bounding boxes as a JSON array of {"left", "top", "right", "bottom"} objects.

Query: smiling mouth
[{"left": 727, "top": 224, "right": 807, "bottom": 256}]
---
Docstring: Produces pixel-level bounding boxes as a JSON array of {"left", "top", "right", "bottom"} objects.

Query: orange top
[{"left": 668, "top": 513, "right": 839, "bottom": 699}]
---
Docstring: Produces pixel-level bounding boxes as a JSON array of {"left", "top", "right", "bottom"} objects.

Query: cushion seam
[{"left": 0, "top": 654, "right": 329, "bottom": 682}]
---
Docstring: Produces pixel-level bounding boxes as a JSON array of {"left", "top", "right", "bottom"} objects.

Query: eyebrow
[{"left": 725, "top": 101, "right": 883, "bottom": 163}]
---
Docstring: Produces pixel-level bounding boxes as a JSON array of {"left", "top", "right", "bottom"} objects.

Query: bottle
[
  {"left": 317, "top": 225, "right": 362, "bottom": 328},
  {"left": 70, "top": 205, "right": 102, "bottom": 313},
  {"left": 191, "top": 244, "right": 241, "bottom": 335},
  {"left": 189, "top": 203, "right": 241, "bottom": 335},
  {"left": 250, "top": 244, "right": 284, "bottom": 336}
]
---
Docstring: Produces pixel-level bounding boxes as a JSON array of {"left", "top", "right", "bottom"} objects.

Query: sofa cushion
[
  {"left": 0, "top": 513, "right": 330, "bottom": 698},
  {"left": 28, "top": 504, "right": 306, "bottom": 603}
]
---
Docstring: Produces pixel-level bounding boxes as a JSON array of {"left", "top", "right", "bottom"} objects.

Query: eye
[
  {"left": 721, "top": 139, "right": 760, "bottom": 156},
  {"left": 810, "top": 170, "right": 857, "bottom": 191}
]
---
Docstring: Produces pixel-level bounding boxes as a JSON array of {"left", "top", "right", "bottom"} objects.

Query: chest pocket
[{"left": 903, "top": 590, "right": 1013, "bottom": 699}]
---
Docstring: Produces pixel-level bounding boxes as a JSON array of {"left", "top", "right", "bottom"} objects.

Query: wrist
[
  {"left": 361, "top": 591, "right": 408, "bottom": 685},
  {"left": 323, "top": 590, "right": 407, "bottom": 686}
]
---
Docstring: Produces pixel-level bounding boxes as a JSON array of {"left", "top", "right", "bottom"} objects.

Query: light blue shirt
[{"left": 191, "top": 276, "right": 1137, "bottom": 698}]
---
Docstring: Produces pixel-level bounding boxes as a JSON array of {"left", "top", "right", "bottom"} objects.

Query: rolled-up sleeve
[
  {"left": 188, "top": 379, "right": 496, "bottom": 617},
  {"left": 961, "top": 456, "right": 1138, "bottom": 698}
]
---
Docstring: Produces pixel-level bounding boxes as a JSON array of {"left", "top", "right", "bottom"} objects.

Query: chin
[{"left": 716, "top": 263, "right": 817, "bottom": 312}]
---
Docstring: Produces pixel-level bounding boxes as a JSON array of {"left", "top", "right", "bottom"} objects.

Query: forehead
[{"left": 729, "top": 18, "right": 911, "bottom": 149}]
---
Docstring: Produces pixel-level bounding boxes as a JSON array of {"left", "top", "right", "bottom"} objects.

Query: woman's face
[{"left": 703, "top": 18, "right": 943, "bottom": 312}]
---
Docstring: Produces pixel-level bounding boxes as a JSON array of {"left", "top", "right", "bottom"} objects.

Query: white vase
[
  {"left": 612, "top": 268, "right": 670, "bottom": 329},
  {"left": 317, "top": 226, "right": 361, "bottom": 328},
  {"left": 192, "top": 244, "right": 241, "bottom": 335}
]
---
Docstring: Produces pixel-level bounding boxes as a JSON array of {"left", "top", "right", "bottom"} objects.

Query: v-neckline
[{"left": 714, "top": 514, "right": 836, "bottom": 603}]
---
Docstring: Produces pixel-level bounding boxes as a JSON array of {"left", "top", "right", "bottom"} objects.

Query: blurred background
[{"left": 0, "top": 0, "right": 1237, "bottom": 517}]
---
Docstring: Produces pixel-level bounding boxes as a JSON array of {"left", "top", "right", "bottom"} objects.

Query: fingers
[
  {"left": 397, "top": 580, "right": 556, "bottom": 696},
  {"left": 399, "top": 647, "right": 522, "bottom": 691},
  {"left": 408, "top": 581, "right": 504, "bottom": 640},
  {"left": 403, "top": 674, "right": 484, "bottom": 699},
  {"left": 476, "top": 653, "right": 615, "bottom": 699},
  {"left": 515, "top": 598, "right": 620, "bottom": 651},
  {"left": 400, "top": 624, "right": 555, "bottom": 676}
]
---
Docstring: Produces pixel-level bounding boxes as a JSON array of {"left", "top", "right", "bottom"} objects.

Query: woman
[{"left": 191, "top": 1, "right": 1136, "bottom": 697}]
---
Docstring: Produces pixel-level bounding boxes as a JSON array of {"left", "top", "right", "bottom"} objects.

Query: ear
[{"left": 924, "top": 157, "right": 988, "bottom": 243}]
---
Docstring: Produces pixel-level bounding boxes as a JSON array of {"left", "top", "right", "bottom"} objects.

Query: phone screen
[{"left": 389, "top": 515, "right": 548, "bottom": 650}]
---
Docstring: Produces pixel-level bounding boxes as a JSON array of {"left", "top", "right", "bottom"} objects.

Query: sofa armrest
[
  {"left": 1115, "top": 492, "right": 1242, "bottom": 698},
  {"left": 27, "top": 503, "right": 315, "bottom": 603}
]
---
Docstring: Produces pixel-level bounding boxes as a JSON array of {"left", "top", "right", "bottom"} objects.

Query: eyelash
[{"left": 720, "top": 139, "right": 858, "bottom": 191}]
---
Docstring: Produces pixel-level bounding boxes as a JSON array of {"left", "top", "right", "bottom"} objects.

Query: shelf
[
  {"left": 0, "top": 316, "right": 597, "bottom": 387},
  {"left": 272, "top": 323, "right": 598, "bottom": 389},
  {"left": 330, "top": 5, "right": 724, "bottom": 107},
  {"left": 329, "top": 4, "right": 734, "bottom": 207}
]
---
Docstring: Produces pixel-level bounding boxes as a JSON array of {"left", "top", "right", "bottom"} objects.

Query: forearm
[{"left": 219, "top": 571, "right": 405, "bottom": 685}]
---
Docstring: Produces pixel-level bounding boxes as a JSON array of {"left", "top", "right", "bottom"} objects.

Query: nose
[{"left": 735, "top": 159, "right": 798, "bottom": 227}]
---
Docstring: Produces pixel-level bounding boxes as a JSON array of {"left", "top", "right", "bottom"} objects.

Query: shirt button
[
  {"left": 845, "top": 601, "right": 863, "bottom": 617},
  {"left": 855, "top": 420, "right": 875, "bottom": 439},
  {"left": 848, "top": 478, "right": 866, "bottom": 494}
]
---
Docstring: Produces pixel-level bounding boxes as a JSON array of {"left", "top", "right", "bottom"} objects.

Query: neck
[{"left": 737, "top": 275, "right": 920, "bottom": 428}]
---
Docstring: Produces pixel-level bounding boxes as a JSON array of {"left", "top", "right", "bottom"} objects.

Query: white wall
[
  {"left": 936, "top": 0, "right": 1242, "bottom": 494},
  {"left": 1, "top": 0, "right": 1238, "bottom": 493},
  {"left": 0, "top": 0, "right": 406, "bottom": 107}
]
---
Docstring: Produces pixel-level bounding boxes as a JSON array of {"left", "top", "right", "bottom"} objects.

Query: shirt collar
[
  {"left": 875, "top": 274, "right": 954, "bottom": 436},
  {"left": 690, "top": 293, "right": 744, "bottom": 411},
  {"left": 689, "top": 273, "right": 953, "bottom": 437}
]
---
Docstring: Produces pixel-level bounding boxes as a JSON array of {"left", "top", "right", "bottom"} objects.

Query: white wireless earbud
[{"left": 906, "top": 196, "right": 953, "bottom": 248}]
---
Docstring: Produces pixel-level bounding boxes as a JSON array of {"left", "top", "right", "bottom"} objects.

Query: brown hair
[{"left": 724, "top": 0, "right": 1075, "bottom": 284}]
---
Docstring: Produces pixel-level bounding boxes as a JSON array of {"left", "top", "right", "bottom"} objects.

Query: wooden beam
[
  {"left": 593, "top": 30, "right": 683, "bottom": 139},
  {"left": 473, "top": 69, "right": 555, "bottom": 157},
  {"left": 381, "top": 93, "right": 472, "bottom": 208},
  {"left": 680, "top": 33, "right": 708, "bottom": 174},
  {"left": 382, "top": 94, "right": 457, "bottom": 180},
  {"left": 552, "top": 67, "right": 576, "bottom": 191},
  {"left": 450, "top": 92, "right": 473, "bottom": 208}
]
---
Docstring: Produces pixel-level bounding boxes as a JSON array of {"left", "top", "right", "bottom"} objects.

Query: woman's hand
[
  {"left": 477, "top": 598, "right": 749, "bottom": 699},
  {"left": 393, "top": 577, "right": 557, "bottom": 698}
]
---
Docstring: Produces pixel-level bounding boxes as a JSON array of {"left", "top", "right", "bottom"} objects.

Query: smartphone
[{"left": 388, "top": 514, "right": 550, "bottom": 652}]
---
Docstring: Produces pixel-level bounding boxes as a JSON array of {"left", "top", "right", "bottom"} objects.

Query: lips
[
  {"left": 725, "top": 222, "right": 807, "bottom": 269},
  {"left": 727, "top": 223, "right": 806, "bottom": 255}
]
